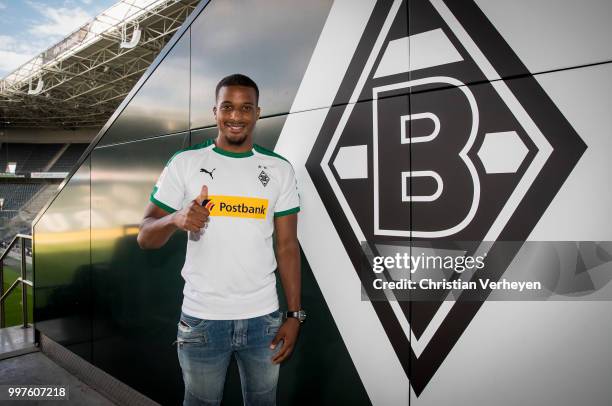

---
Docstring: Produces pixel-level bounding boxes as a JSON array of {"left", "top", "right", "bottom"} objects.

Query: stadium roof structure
[{"left": 0, "top": 0, "right": 200, "bottom": 129}]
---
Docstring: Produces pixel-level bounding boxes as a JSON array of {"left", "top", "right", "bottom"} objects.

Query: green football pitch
[{"left": 1, "top": 264, "right": 34, "bottom": 328}]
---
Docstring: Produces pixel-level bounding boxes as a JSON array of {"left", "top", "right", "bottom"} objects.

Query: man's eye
[
  {"left": 221, "top": 106, "right": 231, "bottom": 111},
  {"left": 242, "top": 106, "right": 253, "bottom": 112}
]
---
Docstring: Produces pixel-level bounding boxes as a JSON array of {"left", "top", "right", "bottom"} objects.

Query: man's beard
[{"left": 225, "top": 131, "right": 249, "bottom": 146}]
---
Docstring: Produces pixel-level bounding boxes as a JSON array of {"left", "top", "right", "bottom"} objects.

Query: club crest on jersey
[{"left": 258, "top": 170, "right": 270, "bottom": 187}]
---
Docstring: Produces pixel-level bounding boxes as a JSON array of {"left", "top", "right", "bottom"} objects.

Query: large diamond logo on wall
[{"left": 306, "top": 0, "right": 585, "bottom": 396}]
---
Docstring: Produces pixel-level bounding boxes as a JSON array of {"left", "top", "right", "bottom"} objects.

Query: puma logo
[{"left": 200, "top": 168, "right": 215, "bottom": 179}]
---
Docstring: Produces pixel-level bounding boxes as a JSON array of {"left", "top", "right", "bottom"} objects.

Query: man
[{"left": 137, "top": 74, "right": 305, "bottom": 406}]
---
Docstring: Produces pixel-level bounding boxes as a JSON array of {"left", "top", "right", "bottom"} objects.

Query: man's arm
[
  {"left": 270, "top": 213, "right": 301, "bottom": 364},
  {"left": 137, "top": 203, "right": 178, "bottom": 249},
  {"left": 137, "top": 185, "right": 210, "bottom": 249}
]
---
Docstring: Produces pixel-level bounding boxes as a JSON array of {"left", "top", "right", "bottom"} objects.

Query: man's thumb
[
  {"left": 196, "top": 185, "right": 208, "bottom": 205},
  {"left": 270, "top": 333, "right": 281, "bottom": 349}
]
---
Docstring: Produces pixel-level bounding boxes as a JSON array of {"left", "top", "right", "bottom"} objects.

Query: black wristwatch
[{"left": 284, "top": 309, "right": 307, "bottom": 324}]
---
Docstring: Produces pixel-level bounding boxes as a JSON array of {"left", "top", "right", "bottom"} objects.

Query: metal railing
[{"left": 0, "top": 234, "right": 33, "bottom": 329}]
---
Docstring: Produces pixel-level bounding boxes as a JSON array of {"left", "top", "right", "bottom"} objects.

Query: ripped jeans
[{"left": 175, "top": 310, "right": 283, "bottom": 406}]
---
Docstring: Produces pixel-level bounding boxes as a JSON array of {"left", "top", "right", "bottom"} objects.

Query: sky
[{"left": 0, "top": 0, "right": 118, "bottom": 78}]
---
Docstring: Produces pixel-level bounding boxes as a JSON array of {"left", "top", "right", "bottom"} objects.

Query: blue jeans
[{"left": 175, "top": 310, "right": 283, "bottom": 406}]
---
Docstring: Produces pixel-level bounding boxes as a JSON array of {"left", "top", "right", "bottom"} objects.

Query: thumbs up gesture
[
  {"left": 172, "top": 185, "right": 212, "bottom": 233},
  {"left": 196, "top": 185, "right": 208, "bottom": 206}
]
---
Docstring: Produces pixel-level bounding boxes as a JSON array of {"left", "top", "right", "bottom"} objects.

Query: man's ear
[
  {"left": 256, "top": 106, "right": 261, "bottom": 120},
  {"left": 213, "top": 106, "right": 217, "bottom": 117}
]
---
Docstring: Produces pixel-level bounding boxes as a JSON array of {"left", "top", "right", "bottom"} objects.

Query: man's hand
[
  {"left": 172, "top": 185, "right": 211, "bottom": 232},
  {"left": 271, "top": 213, "right": 301, "bottom": 364},
  {"left": 270, "top": 317, "right": 300, "bottom": 364}
]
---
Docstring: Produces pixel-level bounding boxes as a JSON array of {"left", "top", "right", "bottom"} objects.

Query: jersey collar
[{"left": 212, "top": 144, "right": 254, "bottom": 158}]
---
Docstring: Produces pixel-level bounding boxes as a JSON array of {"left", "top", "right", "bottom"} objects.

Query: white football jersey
[{"left": 151, "top": 138, "right": 300, "bottom": 319}]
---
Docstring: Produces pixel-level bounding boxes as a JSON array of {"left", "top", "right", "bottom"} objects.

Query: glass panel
[
  {"left": 90, "top": 132, "right": 189, "bottom": 404},
  {"left": 97, "top": 30, "right": 191, "bottom": 146},
  {"left": 33, "top": 158, "right": 92, "bottom": 361},
  {"left": 190, "top": 0, "right": 333, "bottom": 129}
]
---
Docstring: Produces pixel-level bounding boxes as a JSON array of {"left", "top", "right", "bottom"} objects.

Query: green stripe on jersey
[
  {"left": 274, "top": 206, "right": 300, "bottom": 217},
  {"left": 166, "top": 138, "right": 214, "bottom": 166},
  {"left": 150, "top": 186, "right": 177, "bottom": 213},
  {"left": 253, "top": 144, "right": 290, "bottom": 162},
  {"left": 212, "top": 145, "right": 254, "bottom": 158}
]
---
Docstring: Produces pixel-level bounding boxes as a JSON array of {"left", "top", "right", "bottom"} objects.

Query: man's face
[{"left": 213, "top": 85, "right": 260, "bottom": 146}]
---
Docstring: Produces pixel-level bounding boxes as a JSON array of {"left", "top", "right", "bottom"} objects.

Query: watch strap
[{"left": 284, "top": 309, "right": 306, "bottom": 323}]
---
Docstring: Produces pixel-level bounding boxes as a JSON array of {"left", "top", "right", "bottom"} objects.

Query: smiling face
[{"left": 213, "top": 85, "right": 260, "bottom": 147}]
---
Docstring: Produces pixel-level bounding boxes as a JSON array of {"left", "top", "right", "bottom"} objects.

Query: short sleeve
[
  {"left": 274, "top": 164, "right": 300, "bottom": 217},
  {"left": 150, "top": 157, "right": 184, "bottom": 213}
]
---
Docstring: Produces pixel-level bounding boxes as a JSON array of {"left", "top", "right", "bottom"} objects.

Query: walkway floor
[
  {"left": 0, "top": 326, "right": 115, "bottom": 405},
  {"left": 0, "top": 324, "right": 35, "bottom": 360}
]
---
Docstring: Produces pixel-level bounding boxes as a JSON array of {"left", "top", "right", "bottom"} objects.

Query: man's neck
[{"left": 214, "top": 135, "right": 253, "bottom": 153}]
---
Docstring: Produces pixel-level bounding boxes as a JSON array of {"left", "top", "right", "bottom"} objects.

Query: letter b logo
[{"left": 374, "top": 77, "right": 480, "bottom": 238}]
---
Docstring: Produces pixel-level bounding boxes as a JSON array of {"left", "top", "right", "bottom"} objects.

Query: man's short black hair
[{"left": 215, "top": 74, "right": 259, "bottom": 104}]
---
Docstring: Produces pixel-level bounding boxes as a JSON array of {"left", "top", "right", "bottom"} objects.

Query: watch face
[{"left": 285, "top": 310, "right": 307, "bottom": 322}]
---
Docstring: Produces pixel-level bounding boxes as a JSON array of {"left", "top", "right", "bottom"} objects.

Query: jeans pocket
[
  {"left": 264, "top": 311, "right": 282, "bottom": 336},
  {"left": 179, "top": 312, "right": 206, "bottom": 329},
  {"left": 174, "top": 312, "right": 209, "bottom": 347},
  {"left": 263, "top": 310, "right": 282, "bottom": 323},
  {"left": 175, "top": 324, "right": 208, "bottom": 347}
]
